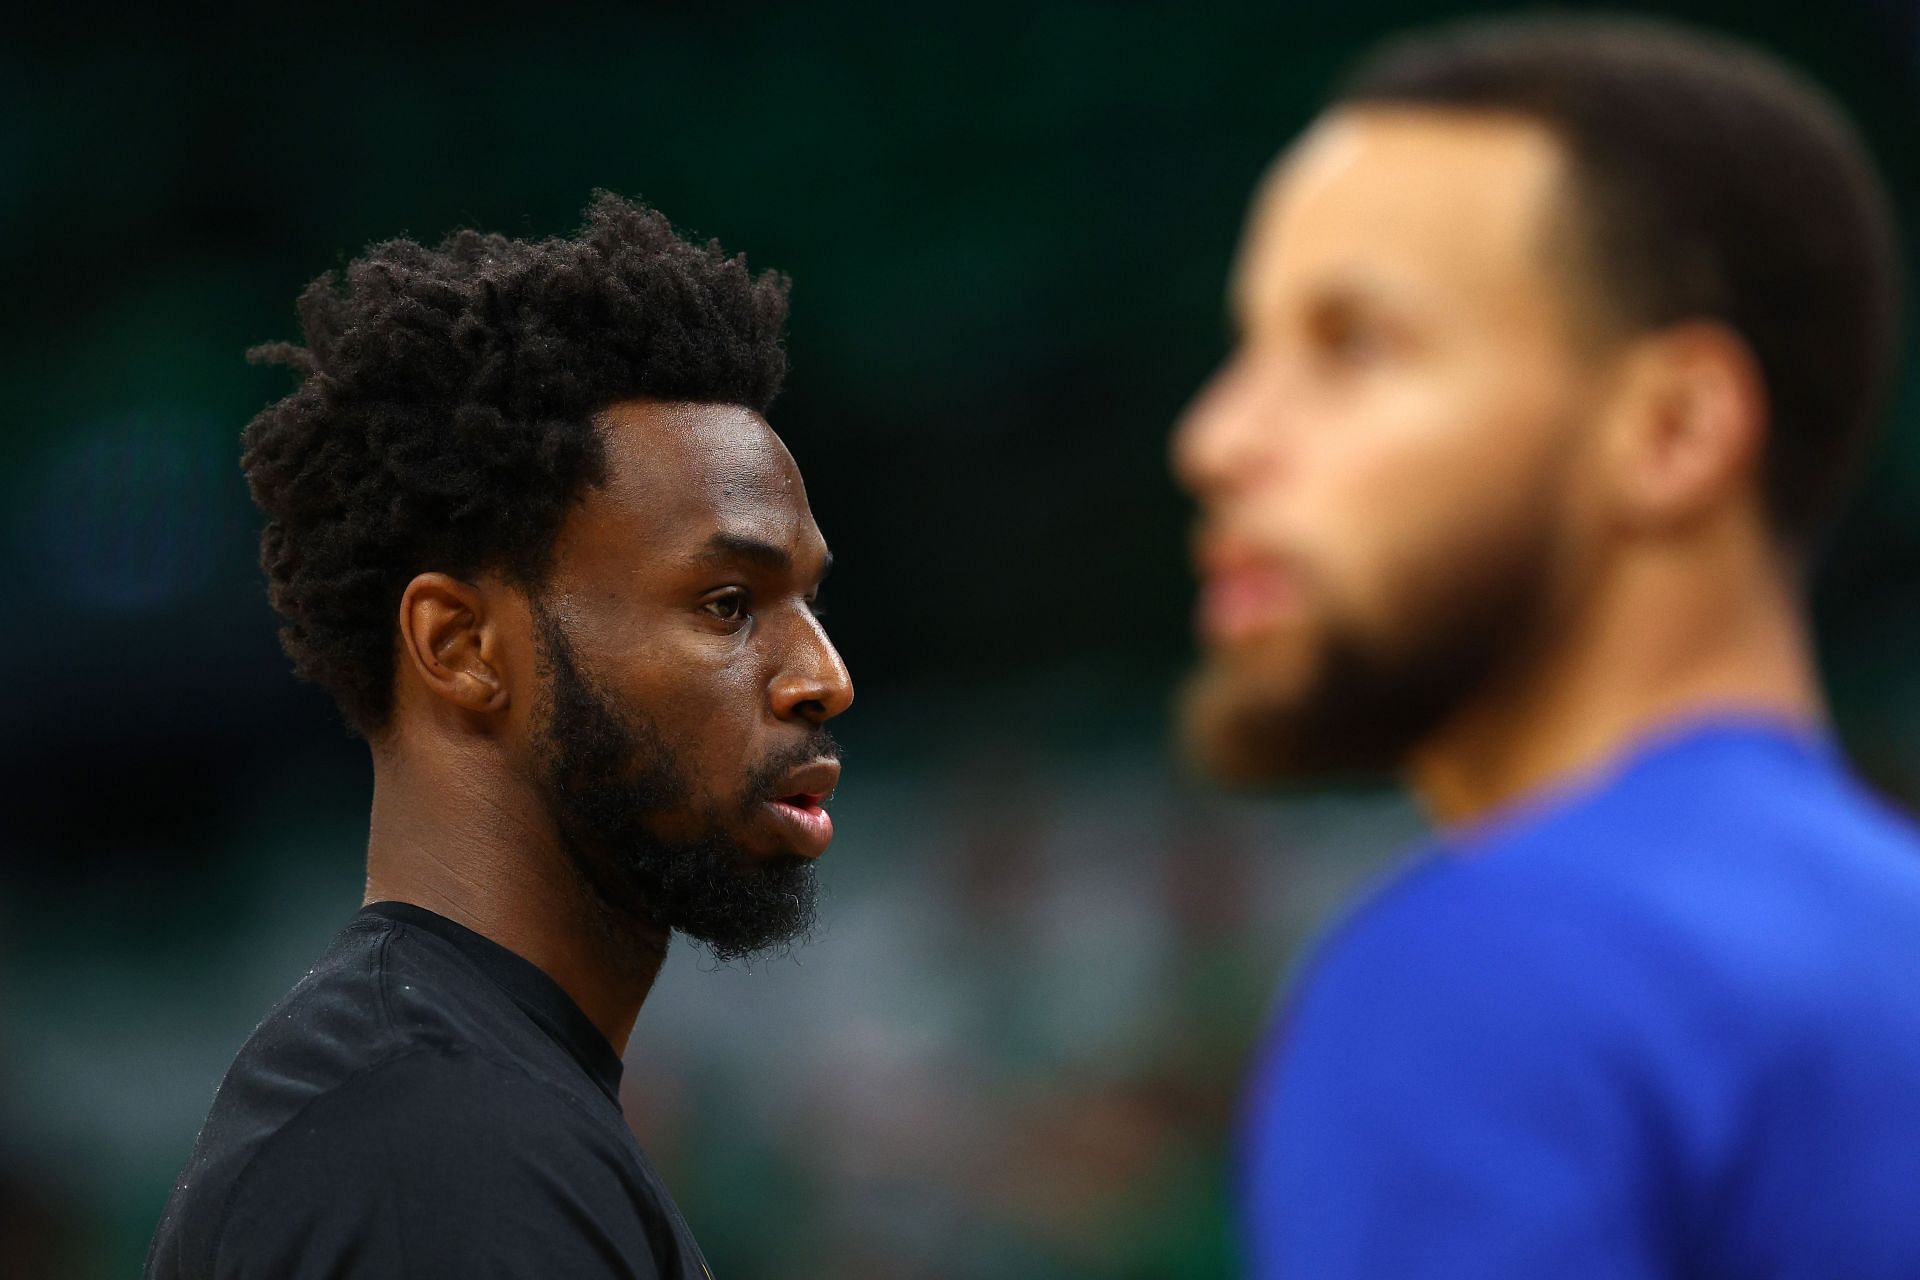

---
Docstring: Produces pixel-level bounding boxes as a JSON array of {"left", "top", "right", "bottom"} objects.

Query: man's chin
[
  {"left": 563, "top": 826, "right": 819, "bottom": 965},
  {"left": 1178, "top": 656, "right": 1408, "bottom": 786},
  {"left": 664, "top": 851, "right": 820, "bottom": 963},
  {"left": 1180, "top": 662, "right": 1312, "bottom": 786}
]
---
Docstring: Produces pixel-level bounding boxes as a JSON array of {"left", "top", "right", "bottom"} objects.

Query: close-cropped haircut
[
  {"left": 1339, "top": 15, "right": 1903, "bottom": 548},
  {"left": 243, "top": 192, "right": 791, "bottom": 736}
]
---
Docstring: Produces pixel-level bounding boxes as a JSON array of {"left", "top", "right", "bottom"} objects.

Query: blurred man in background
[
  {"left": 1176, "top": 15, "right": 1920, "bottom": 1278},
  {"left": 146, "top": 194, "right": 851, "bottom": 1278}
]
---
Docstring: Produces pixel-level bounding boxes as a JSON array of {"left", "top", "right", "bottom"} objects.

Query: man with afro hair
[{"left": 147, "top": 193, "right": 852, "bottom": 1279}]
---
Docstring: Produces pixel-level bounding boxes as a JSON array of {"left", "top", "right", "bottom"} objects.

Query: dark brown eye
[
  {"left": 1307, "top": 297, "right": 1399, "bottom": 373},
  {"left": 702, "top": 590, "right": 748, "bottom": 623},
  {"left": 1319, "top": 314, "right": 1387, "bottom": 364}
]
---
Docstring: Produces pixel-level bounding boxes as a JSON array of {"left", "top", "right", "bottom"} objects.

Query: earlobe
[{"left": 396, "top": 573, "right": 511, "bottom": 717}]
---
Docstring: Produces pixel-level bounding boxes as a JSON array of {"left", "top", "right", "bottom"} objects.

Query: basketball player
[
  {"left": 147, "top": 194, "right": 850, "bottom": 1278},
  {"left": 1176, "top": 17, "right": 1920, "bottom": 1277}
]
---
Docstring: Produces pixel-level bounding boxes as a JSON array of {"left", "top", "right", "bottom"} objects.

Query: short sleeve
[
  {"left": 211, "top": 1048, "right": 666, "bottom": 1280},
  {"left": 1240, "top": 863, "right": 1671, "bottom": 1279}
]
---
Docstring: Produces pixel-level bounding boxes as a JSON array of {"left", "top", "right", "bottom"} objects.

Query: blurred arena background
[{"left": 3, "top": 2, "right": 1916, "bottom": 1275}]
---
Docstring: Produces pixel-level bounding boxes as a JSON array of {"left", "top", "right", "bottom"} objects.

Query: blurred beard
[
  {"left": 1181, "top": 494, "right": 1563, "bottom": 786},
  {"left": 529, "top": 602, "right": 825, "bottom": 965}
]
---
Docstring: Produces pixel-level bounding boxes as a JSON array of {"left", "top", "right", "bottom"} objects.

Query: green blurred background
[{"left": 3, "top": 2, "right": 1915, "bottom": 1275}]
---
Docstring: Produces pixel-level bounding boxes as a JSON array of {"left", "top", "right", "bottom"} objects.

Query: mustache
[{"left": 745, "top": 729, "right": 844, "bottom": 796}]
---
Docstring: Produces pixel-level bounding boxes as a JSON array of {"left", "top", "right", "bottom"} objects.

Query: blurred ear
[
  {"left": 395, "top": 572, "right": 512, "bottom": 718},
  {"left": 1598, "top": 320, "right": 1768, "bottom": 533}
]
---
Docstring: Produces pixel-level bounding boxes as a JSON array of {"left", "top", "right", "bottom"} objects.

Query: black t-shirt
[{"left": 145, "top": 902, "right": 711, "bottom": 1279}]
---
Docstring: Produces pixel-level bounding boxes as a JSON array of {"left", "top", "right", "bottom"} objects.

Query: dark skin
[{"left": 362, "top": 399, "right": 852, "bottom": 1052}]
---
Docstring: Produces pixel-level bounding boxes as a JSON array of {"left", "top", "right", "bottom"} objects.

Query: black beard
[
  {"left": 529, "top": 603, "right": 829, "bottom": 964},
  {"left": 1182, "top": 498, "right": 1563, "bottom": 785}
]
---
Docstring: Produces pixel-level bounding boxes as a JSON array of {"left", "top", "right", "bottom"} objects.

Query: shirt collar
[{"left": 360, "top": 900, "right": 626, "bottom": 1102}]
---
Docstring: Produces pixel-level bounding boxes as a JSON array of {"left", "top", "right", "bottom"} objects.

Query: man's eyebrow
[{"left": 699, "top": 532, "right": 833, "bottom": 580}]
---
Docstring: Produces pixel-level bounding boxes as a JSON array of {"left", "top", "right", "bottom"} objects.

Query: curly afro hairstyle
[{"left": 242, "top": 191, "right": 791, "bottom": 737}]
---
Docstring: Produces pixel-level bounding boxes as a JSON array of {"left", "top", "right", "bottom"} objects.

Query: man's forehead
[
  {"left": 582, "top": 399, "right": 815, "bottom": 552},
  {"left": 599, "top": 399, "right": 799, "bottom": 497},
  {"left": 1235, "top": 108, "right": 1571, "bottom": 318}
]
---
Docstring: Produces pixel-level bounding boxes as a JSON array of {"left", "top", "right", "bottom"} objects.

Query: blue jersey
[{"left": 1239, "top": 717, "right": 1920, "bottom": 1278}]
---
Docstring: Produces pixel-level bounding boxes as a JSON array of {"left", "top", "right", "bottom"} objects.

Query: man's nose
[
  {"left": 769, "top": 615, "right": 854, "bottom": 726},
  {"left": 1172, "top": 358, "right": 1283, "bottom": 502}
]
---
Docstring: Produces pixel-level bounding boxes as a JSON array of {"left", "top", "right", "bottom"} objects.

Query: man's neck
[
  {"left": 362, "top": 738, "right": 667, "bottom": 1053},
  {"left": 1409, "top": 543, "right": 1825, "bottom": 830}
]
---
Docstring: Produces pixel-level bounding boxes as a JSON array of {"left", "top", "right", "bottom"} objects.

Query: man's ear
[
  {"left": 1599, "top": 320, "right": 1769, "bottom": 533},
  {"left": 395, "top": 573, "right": 512, "bottom": 717}
]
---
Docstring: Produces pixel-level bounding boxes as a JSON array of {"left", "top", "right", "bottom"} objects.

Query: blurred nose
[
  {"left": 769, "top": 612, "right": 854, "bottom": 727},
  {"left": 1171, "top": 354, "right": 1284, "bottom": 504}
]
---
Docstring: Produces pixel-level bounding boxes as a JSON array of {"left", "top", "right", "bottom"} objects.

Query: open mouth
[
  {"left": 770, "top": 757, "right": 840, "bottom": 808},
  {"left": 761, "top": 759, "right": 841, "bottom": 857},
  {"left": 761, "top": 793, "right": 834, "bottom": 857}
]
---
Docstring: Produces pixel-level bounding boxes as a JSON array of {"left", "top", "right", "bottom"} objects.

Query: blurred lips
[
  {"left": 1195, "top": 538, "right": 1304, "bottom": 647},
  {"left": 761, "top": 758, "right": 841, "bottom": 858}
]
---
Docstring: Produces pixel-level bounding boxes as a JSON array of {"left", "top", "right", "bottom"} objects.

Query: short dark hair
[
  {"left": 243, "top": 192, "right": 791, "bottom": 736},
  {"left": 1339, "top": 15, "right": 1902, "bottom": 546}
]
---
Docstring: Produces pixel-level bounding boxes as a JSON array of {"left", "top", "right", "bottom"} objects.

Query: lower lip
[
  {"left": 762, "top": 800, "right": 834, "bottom": 858},
  {"left": 1198, "top": 567, "right": 1303, "bottom": 646}
]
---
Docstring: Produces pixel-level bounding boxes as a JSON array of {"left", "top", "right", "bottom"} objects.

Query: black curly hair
[{"left": 242, "top": 191, "right": 791, "bottom": 737}]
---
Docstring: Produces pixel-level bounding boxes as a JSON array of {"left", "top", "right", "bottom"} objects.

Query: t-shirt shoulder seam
[{"left": 373, "top": 920, "right": 399, "bottom": 1042}]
